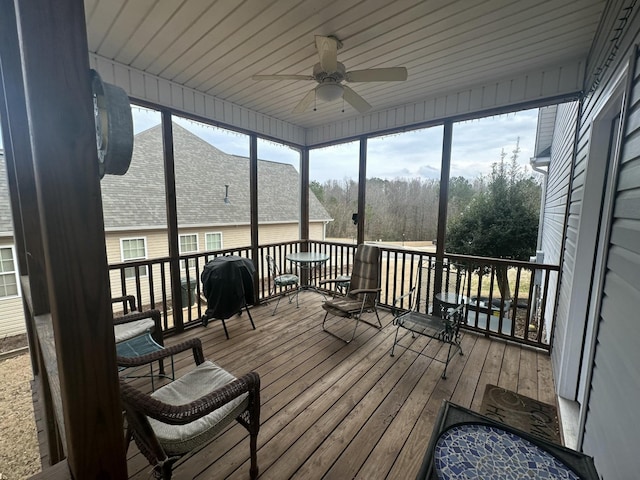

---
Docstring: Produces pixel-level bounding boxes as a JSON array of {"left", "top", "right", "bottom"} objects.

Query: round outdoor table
[
  {"left": 286, "top": 252, "right": 330, "bottom": 294},
  {"left": 434, "top": 423, "right": 581, "bottom": 480},
  {"left": 286, "top": 251, "right": 330, "bottom": 265}
]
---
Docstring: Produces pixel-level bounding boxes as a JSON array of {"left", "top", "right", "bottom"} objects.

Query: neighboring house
[
  {"left": 0, "top": 126, "right": 332, "bottom": 335},
  {"left": 0, "top": 150, "right": 23, "bottom": 337}
]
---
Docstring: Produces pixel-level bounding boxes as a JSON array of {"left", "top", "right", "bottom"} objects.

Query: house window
[
  {"left": 179, "top": 234, "right": 199, "bottom": 269},
  {"left": 121, "top": 238, "right": 148, "bottom": 279},
  {"left": 0, "top": 247, "right": 19, "bottom": 299},
  {"left": 205, "top": 232, "right": 223, "bottom": 251}
]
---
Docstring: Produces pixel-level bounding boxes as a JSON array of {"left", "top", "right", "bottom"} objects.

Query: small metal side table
[{"left": 416, "top": 401, "right": 599, "bottom": 480}]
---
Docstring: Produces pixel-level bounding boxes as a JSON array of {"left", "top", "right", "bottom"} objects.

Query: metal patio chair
[
  {"left": 266, "top": 254, "right": 299, "bottom": 315},
  {"left": 319, "top": 244, "right": 382, "bottom": 343}
]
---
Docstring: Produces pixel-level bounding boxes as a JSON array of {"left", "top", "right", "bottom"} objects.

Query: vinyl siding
[
  {"left": 542, "top": 101, "right": 579, "bottom": 343},
  {"left": 0, "top": 296, "right": 23, "bottom": 337},
  {"left": 546, "top": 1, "right": 640, "bottom": 477},
  {"left": 0, "top": 242, "right": 24, "bottom": 337},
  {"left": 105, "top": 222, "right": 325, "bottom": 307},
  {"left": 581, "top": 38, "right": 640, "bottom": 479}
]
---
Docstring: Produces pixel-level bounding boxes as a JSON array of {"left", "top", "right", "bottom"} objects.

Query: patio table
[
  {"left": 286, "top": 252, "right": 330, "bottom": 296},
  {"left": 417, "top": 401, "right": 599, "bottom": 480}
]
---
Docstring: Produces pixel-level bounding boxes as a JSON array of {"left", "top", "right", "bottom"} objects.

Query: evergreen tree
[{"left": 446, "top": 140, "right": 540, "bottom": 300}]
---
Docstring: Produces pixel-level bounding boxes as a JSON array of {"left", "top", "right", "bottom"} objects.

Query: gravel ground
[{"left": 0, "top": 352, "right": 41, "bottom": 479}]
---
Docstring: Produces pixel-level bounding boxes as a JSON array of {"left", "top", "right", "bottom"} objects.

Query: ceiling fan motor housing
[{"left": 313, "top": 62, "right": 346, "bottom": 83}]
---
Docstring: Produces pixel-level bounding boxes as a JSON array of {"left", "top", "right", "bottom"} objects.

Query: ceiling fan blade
[
  {"left": 315, "top": 35, "right": 338, "bottom": 73},
  {"left": 252, "top": 74, "right": 314, "bottom": 81},
  {"left": 345, "top": 67, "right": 408, "bottom": 82},
  {"left": 292, "top": 89, "right": 316, "bottom": 114},
  {"left": 342, "top": 85, "right": 371, "bottom": 114}
]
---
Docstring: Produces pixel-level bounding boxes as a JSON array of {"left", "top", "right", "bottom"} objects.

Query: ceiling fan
[{"left": 251, "top": 35, "right": 408, "bottom": 114}]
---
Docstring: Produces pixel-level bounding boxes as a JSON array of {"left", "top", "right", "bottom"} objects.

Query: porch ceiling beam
[
  {"left": 12, "top": 0, "right": 126, "bottom": 476},
  {"left": 90, "top": 53, "right": 307, "bottom": 147},
  {"left": 92, "top": 54, "right": 584, "bottom": 149}
]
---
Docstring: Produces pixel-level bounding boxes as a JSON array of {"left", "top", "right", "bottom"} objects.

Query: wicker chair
[
  {"left": 319, "top": 244, "right": 382, "bottom": 343},
  {"left": 118, "top": 338, "right": 260, "bottom": 479}
]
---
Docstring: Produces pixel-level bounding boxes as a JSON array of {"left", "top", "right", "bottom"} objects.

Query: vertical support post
[
  {"left": 162, "top": 110, "right": 184, "bottom": 329},
  {"left": 357, "top": 137, "right": 367, "bottom": 246},
  {"left": 0, "top": 0, "right": 49, "bottom": 318},
  {"left": 300, "top": 147, "right": 310, "bottom": 249},
  {"left": 13, "top": 0, "right": 127, "bottom": 476},
  {"left": 249, "top": 134, "right": 259, "bottom": 303},
  {"left": 434, "top": 121, "right": 453, "bottom": 309}
]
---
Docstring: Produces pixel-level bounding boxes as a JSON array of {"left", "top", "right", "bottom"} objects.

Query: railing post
[
  {"left": 301, "top": 146, "right": 310, "bottom": 244},
  {"left": 249, "top": 134, "right": 259, "bottom": 304},
  {"left": 162, "top": 110, "right": 184, "bottom": 329},
  {"left": 434, "top": 121, "right": 453, "bottom": 313},
  {"left": 357, "top": 136, "right": 367, "bottom": 246}
]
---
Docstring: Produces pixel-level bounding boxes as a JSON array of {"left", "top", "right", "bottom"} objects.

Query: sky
[{"left": 1, "top": 104, "right": 539, "bottom": 184}]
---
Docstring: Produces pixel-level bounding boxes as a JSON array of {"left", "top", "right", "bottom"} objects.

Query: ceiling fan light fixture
[{"left": 315, "top": 82, "right": 343, "bottom": 102}]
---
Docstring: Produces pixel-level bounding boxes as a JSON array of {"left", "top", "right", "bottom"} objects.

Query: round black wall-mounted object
[{"left": 90, "top": 69, "right": 134, "bottom": 178}]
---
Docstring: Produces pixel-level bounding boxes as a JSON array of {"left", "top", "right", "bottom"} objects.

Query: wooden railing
[{"left": 108, "top": 240, "right": 559, "bottom": 349}]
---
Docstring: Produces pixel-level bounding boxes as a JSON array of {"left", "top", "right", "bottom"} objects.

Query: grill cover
[{"left": 201, "top": 256, "right": 255, "bottom": 320}]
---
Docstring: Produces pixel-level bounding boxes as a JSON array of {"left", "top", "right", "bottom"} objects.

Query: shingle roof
[
  {"left": 100, "top": 123, "right": 331, "bottom": 229},
  {"left": 0, "top": 126, "right": 331, "bottom": 235}
]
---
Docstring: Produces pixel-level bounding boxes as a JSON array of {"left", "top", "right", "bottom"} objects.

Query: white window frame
[
  {"left": 205, "top": 232, "right": 223, "bottom": 251},
  {"left": 120, "top": 237, "right": 148, "bottom": 279},
  {"left": 0, "top": 245, "right": 21, "bottom": 299},
  {"left": 179, "top": 233, "right": 199, "bottom": 270}
]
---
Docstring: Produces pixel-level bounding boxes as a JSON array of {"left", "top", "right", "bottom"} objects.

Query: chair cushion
[
  {"left": 322, "top": 297, "right": 365, "bottom": 317},
  {"left": 275, "top": 274, "right": 299, "bottom": 286},
  {"left": 114, "top": 318, "right": 155, "bottom": 343},
  {"left": 149, "top": 360, "right": 248, "bottom": 455}
]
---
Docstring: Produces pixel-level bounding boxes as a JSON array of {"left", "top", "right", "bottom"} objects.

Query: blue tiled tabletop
[
  {"left": 434, "top": 424, "right": 581, "bottom": 479},
  {"left": 416, "top": 402, "right": 599, "bottom": 480}
]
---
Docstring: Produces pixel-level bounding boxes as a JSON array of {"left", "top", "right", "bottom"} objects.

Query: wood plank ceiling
[{"left": 85, "top": 0, "right": 607, "bottom": 130}]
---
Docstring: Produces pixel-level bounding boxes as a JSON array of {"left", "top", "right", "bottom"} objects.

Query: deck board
[{"left": 121, "top": 291, "right": 555, "bottom": 479}]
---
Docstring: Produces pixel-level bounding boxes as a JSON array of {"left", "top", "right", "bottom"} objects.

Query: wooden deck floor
[{"left": 125, "top": 291, "right": 555, "bottom": 479}]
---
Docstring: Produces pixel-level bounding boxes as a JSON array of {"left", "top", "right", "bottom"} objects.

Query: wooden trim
[
  {"left": 130, "top": 97, "right": 305, "bottom": 150},
  {"left": 357, "top": 137, "right": 367, "bottom": 246},
  {"left": 307, "top": 92, "right": 583, "bottom": 148},
  {"left": 14, "top": 0, "right": 127, "bottom": 476},
  {"left": 34, "top": 314, "right": 66, "bottom": 463},
  {"left": 29, "top": 459, "right": 72, "bottom": 480},
  {"left": 161, "top": 110, "right": 184, "bottom": 329}
]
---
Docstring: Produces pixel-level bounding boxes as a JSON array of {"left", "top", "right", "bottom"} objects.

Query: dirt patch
[
  {"left": 0, "top": 334, "right": 28, "bottom": 354},
  {"left": 0, "top": 353, "right": 40, "bottom": 479}
]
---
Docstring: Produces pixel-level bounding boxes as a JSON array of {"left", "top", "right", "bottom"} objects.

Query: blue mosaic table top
[{"left": 434, "top": 423, "right": 581, "bottom": 479}]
